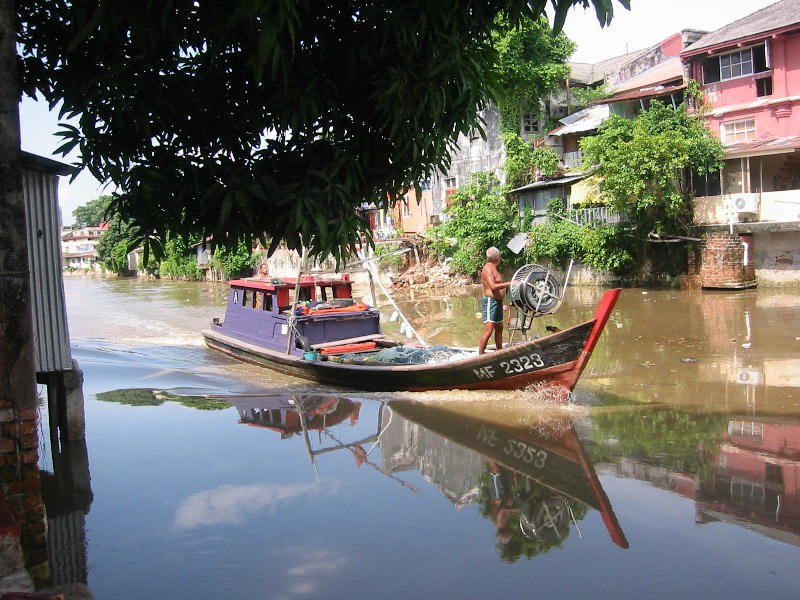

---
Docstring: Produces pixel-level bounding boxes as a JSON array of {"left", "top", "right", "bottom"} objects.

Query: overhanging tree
[
  {"left": 579, "top": 100, "right": 724, "bottom": 238},
  {"left": 16, "top": 0, "right": 629, "bottom": 265}
]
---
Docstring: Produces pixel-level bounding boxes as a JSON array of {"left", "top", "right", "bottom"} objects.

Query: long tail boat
[
  {"left": 389, "top": 398, "right": 628, "bottom": 548},
  {"left": 202, "top": 272, "right": 620, "bottom": 392}
]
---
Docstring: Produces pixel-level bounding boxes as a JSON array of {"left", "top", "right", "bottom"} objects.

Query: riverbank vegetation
[{"left": 429, "top": 97, "right": 724, "bottom": 281}]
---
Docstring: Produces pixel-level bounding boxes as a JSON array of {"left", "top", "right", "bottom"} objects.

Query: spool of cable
[{"left": 508, "top": 264, "right": 562, "bottom": 315}]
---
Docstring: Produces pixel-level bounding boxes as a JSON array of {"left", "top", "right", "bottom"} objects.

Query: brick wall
[
  {"left": 698, "top": 232, "right": 757, "bottom": 289},
  {"left": 0, "top": 406, "right": 48, "bottom": 576}
]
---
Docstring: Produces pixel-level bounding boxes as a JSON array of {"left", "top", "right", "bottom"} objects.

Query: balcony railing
[{"left": 566, "top": 206, "right": 622, "bottom": 226}]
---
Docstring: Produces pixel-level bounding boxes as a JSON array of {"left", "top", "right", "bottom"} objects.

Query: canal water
[{"left": 41, "top": 276, "right": 800, "bottom": 599}]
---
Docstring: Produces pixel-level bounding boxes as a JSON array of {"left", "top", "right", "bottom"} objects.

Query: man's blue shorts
[{"left": 481, "top": 296, "right": 503, "bottom": 323}]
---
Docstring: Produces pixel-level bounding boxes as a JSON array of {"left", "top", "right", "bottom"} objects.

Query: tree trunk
[{"left": 0, "top": 1, "right": 38, "bottom": 414}]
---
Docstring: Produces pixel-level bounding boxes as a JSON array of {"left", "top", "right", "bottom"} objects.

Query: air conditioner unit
[
  {"left": 737, "top": 368, "right": 761, "bottom": 385},
  {"left": 730, "top": 194, "right": 759, "bottom": 214}
]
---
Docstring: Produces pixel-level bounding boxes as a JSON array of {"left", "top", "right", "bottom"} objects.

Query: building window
[
  {"left": 756, "top": 76, "right": 772, "bottom": 97},
  {"left": 728, "top": 420, "right": 763, "bottom": 441},
  {"left": 720, "top": 49, "right": 753, "bottom": 80},
  {"left": 521, "top": 112, "right": 540, "bottom": 135},
  {"left": 701, "top": 43, "right": 770, "bottom": 84},
  {"left": 721, "top": 119, "right": 756, "bottom": 144},
  {"left": 691, "top": 170, "right": 721, "bottom": 197},
  {"left": 401, "top": 199, "right": 410, "bottom": 217}
]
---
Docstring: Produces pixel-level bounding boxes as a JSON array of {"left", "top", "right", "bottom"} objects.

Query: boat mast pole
[
  {"left": 286, "top": 248, "right": 308, "bottom": 354},
  {"left": 348, "top": 249, "right": 427, "bottom": 346},
  {"left": 366, "top": 270, "right": 378, "bottom": 310},
  {"left": 368, "top": 263, "right": 426, "bottom": 347}
]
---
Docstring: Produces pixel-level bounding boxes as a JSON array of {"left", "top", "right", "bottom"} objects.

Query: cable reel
[
  {"left": 509, "top": 264, "right": 563, "bottom": 316},
  {"left": 507, "top": 264, "right": 565, "bottom": 343}
]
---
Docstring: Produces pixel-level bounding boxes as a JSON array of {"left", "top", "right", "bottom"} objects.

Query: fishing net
[{"left": 340, "top": 344, "right": 467, "bottom": 365}]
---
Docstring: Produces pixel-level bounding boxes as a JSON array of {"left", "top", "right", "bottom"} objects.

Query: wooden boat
[
  {"left": 202, "top": 273, "right": 620, "bottom": 392},
  {"left": 389, "top": 398, "right": 628, "bottom": 548}
]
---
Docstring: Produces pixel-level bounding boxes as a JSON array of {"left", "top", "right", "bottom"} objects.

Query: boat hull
[{"left": 204, "top": 319, "right": 587, "bottom": 391}]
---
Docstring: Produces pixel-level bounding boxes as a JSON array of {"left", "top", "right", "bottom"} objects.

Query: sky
[{"left": 19, "top": 0, "right": 780, "bottom": 225}]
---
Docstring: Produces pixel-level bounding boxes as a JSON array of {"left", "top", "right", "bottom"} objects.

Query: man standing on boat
[
  {"left": 253, "top": 262, "right": 270, "bottom": 280},
  {"left": 479, "top": 247, "right": 510, "bottom": 354}
]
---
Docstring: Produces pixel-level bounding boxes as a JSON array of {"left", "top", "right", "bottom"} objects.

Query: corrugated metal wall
[{"left": 23, "top": 169, "right": 73, "bottom": 373}]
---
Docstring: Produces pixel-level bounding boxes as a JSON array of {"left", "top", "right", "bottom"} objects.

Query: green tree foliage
[
  {"left": 568, "top": 83, "right": 610, "bottom": 110},
  {"left": 521, "top": 199, "right": 636, "bottom": 272},
  {"left": 158, "top": 235, "right": 203, "bottom": 280},
  {"left": 492, "top": 15, "right": 576, "bottom": 135},
  {"left": 17, "top": 1, "right": 626, "bottom": 265},
  {"left": 503, "top": 133, "right": 561, "bottom": 188},
  {"left": 580, "top": 101, "right": 724, "bottom": 237},
  {"left": 97, "top": 389, "right": 231, "bottom": 411},
  {"left": 95, "top": 217, "right": 131, "bottom": 273},
  {"left": 429, "top": 173, "right": 518, "bottom": 275},
  {"left": 70, "top": 194, "right": 112, "bottom": 227},
  {"left": 209, "top": 241, "right": 258, "bottom": 280},
  {"left": 589, "top": 405, "right": 727, "bottom": 481}
]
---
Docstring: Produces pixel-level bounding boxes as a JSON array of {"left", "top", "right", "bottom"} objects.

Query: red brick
[
  {"left": 19, "top": 450, "right": 37, "bottom": 465},
  {"left": 19, "top": 434, "right": 37, "bottom": 450},
  {"left": 0, "top": 439, "right": 16, "bottom": 453},
  {"left": 6, "top": 479, "right": 40, "bottom": 494},
  {"left": 17, "top": 410, "right": 37, "bottom": 421},
  {"left": 2, "top": 423, "right": 20, "bottom": 438},
  {"left": 19, "top": 421, "right": 37, "bottom": 436}
]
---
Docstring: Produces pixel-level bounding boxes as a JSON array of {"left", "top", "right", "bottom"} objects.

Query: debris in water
[
  {"left": 741, "top": 342, "right": 752, "bottom": 349},
  {"left": 680, "top": 358, "right": 698, "bottom": 363}
]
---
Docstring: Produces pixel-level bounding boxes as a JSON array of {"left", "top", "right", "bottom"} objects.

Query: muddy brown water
[{"left": 41, "top": 275, "right": 800, "bottom": 599}]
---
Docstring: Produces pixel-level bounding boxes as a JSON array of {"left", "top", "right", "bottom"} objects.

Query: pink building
[{"left": 682, "top": 0, "right": 800, "bottom": 286}]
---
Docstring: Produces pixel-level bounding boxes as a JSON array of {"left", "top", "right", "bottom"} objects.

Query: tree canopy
[
  {"left": 70, "top": 193, "right": 111, "bottom": 227},
  {"left": 579, "top": 100, "right": 723, "bottom": 237},
  {"left": 17, "top": 0, "right": 628, "bottom": 264},
  {"left": 492, "top": 15, "right": 576, "bottom": 134}
]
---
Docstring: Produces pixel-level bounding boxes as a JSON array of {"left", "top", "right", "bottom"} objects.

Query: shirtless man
[
  {"left": 253, "top": 262, "right": 270, "bottom": 280},
  {"left": 479, "top": 246, "right": 510, "bottom": 354}
]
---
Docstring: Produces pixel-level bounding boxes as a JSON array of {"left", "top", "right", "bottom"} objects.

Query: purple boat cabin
[{"left": 209, "top": 275, "right": 382, "bottom": 355}]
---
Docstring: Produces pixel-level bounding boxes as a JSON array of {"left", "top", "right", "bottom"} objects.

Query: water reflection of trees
[
  {"left": 589, "top": 405, "right": 727, "bottom": 479},
  {"left": 96, "top": 389, "right": 232, "bottom": 411}
]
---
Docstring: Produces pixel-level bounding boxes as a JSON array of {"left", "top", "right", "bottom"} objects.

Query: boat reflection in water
[
  {"left": 229, "top": 394, "right": 628, "bottom": 556},
  {"left": 230, "top": 394, "right": 420, "bottom": 491},
  {"left": 388, "top": 399, "right": 628, "bottom": 555}
]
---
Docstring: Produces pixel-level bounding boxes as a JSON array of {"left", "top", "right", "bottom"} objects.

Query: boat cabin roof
[{"left": 227, "top": 276, "right": 351, "bottom": 292}]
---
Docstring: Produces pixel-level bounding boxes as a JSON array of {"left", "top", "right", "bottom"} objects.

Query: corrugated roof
[
  {"left": 723, "top": 135, "right": 800, "bottom": 157},
  {"left": 508, "top": 175, "right": 587, "bottom": 194},
  {"left": 683, "top": 0, "right": 800, "bottom": 55},
  {"left": 549, "top": 104, "right": 610, "bottom": 136},
  {"left": 605, "top": 82, "right": 686, "bottom": 103},
  {"left": 610, "top": 57, "right": 684, "bottom": 94}
]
